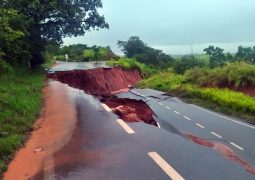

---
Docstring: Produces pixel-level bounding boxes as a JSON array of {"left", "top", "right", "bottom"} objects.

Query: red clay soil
[
  {"left": 102, "top": 97, "right": 158, "bottom": 126},
  {"left": 48, "top": 67, "right": 142, "bottom": 96},
  {"left": 4, "top": 81, "right": 77, "bottom": 180},
  {"left": 186, "top": 134, "right": 255, "bottom": 175},
  {"left": 237, "top": 87, "right": 255, "bottom": 97}
]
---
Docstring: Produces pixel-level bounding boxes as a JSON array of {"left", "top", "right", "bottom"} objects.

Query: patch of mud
[
  {"left": 186, "top": 134, "right": 255, "bottom": 175},
  {"left": 48, "top": 67, "right": 141, "bottom": 96},
  {"left": 4, "top": 81, "right": 77, "bottom": 180},
  {"left": 102, "top": 97, "right": 158, "bottom": 126}
]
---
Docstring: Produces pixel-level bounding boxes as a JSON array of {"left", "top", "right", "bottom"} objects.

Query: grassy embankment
[
  {"left": 0, "top": 66, "right": 45, "bottom": 177},
  {"left": 109, "top": 58, "right": 255, "bottom": 123}
]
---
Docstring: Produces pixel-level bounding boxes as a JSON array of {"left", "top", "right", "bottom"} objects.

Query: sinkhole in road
[
  {"left": 48, "top": 66, "right": 158, "bottom": 126},
  {"left": 101, "top": 97, "right": 158, "bottom": 126}
]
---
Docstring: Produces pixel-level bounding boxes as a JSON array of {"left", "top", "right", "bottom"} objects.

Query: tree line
[
  {"left": 0, "top": 0, "right": 108, "bottom": 69},
  {"left": 118, "top": 36, "right": 255, "bottom": 74}
]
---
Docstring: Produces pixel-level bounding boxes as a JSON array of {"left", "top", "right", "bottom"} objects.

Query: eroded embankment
[
  {"left": 48, "top": 67, "right": 157, "bottom": 126},
  {"left": 48, "top": 67, "right": 141, "bottom": 96}
]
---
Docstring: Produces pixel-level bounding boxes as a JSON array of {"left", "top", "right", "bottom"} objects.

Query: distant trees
[
  {"left": 174, "top": 55, "right": 205, "bottom": 74},
  {"left": 1, "top": 0, "right": 108, "bottom": 67},
  {"left": 117, "top": 36, "right": 173, "bottom": 67},
  {"left": 53, "top": 44, "right": 116, "bottom": 62},
  {"left": 235, "top": 46, "right": 255, "bottom": 64},
  {"left": 203, "top": 46, "right": 226, "bottom": 68}
]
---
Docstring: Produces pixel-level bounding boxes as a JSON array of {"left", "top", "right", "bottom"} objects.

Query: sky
[{"left": 64, "top": 0, "right": 255, "bottom": 55}]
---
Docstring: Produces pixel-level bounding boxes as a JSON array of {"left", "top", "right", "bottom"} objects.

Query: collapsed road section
[{"left": 48, "top": 66, "right": 158, "bottom": 126}]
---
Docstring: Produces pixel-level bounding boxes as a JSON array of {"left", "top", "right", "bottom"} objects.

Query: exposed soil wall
[
  {"left": 48, "top": 67, "right": 158, "bottom": 126},
  {"left": 48, "top": 67, "right": 142, "bottom": 96},
  {"left": 102, "top": 97, "right": 157, "bottom": 126}
]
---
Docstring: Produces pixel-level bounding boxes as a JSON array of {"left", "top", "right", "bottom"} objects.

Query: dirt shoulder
[{"left": 4, "top": 81, "right": 77, "bottom": 180}]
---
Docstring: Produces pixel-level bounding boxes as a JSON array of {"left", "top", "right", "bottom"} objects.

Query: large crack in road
[
  {"left": 48, "top": 66, "right": 255, "bottom": 176},
  {"left": 48, "top": 66, "right": 158, "bottom": 126}
]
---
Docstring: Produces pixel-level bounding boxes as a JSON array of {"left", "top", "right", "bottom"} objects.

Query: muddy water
[{"left": 4, "top": 81, "right": 77, "bottom": 180}]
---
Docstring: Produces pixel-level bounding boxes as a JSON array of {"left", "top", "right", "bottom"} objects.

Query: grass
[
  {"left": 0, "top": 68, "right": 45, "bottom": 177},
  {"left": 137, "top": 72, "right": 255, "bottom": 123},
  {"left": 107, "top": 58, "right": 157, "bottom": 78}
]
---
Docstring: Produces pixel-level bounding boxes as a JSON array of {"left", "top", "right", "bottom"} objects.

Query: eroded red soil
[
  {"left": 102, "top": 97, "right": 157, "bottom": 126},
  {"left": 4, "top": 81, "right": 77, "bottom": 180},
  {"left": 48, "top": 67, "right": 141, "bottom": 96},
  {"left": 186, "top": 134, "right": 255, "bottom": 175}
]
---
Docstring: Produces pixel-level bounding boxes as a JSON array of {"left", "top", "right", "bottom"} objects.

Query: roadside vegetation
[
  {"left": 0, "top": 0, "right": 109, "bottom": 178},
  {"left": 0, "top": 63, "right": 45, "bottom": 175},
  {"left": 107, "top": 58, "right": 156, "bottom": 77},
  {"left": 114, "top": 36, "right": 255, "bottom": 123}
]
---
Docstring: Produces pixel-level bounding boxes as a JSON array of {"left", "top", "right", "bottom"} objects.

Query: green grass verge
[
  {"left": 137, "top": 72, "right": 255, "bottom": 123},
  {"left": 0, "top": 68, "right": 45, "bottom": 177},
  {"left": 107, "top": 58, "right": 157, "bottom": 78}
]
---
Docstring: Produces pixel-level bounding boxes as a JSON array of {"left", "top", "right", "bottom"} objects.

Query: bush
[
  {"left": 184, "top": 62, "right": 255, "bottom": 88},
  {"left": 107, "top": 58, "right": 156, "bottom": 77},
  {"left": 0, "top": 60, "right": 12, "bottom": 75}
]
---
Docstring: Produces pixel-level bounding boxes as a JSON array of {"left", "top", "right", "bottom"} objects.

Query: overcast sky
[{"left": 64, "top": 0, "right": 255, "bottom": 55}]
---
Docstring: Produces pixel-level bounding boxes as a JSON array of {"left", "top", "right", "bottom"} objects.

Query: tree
[
  {"left": 235, "top": 46, "right": 255, "bottom": 64},
  {"left": 203, "top": 46, "right": 226, "bottom": 68},
  {"left": 2, "top": 0, "right": 109, "bottom": 67},
  {"left": 174, "top": 55, "right": 204, "bottom": 74},
  {"left": 118, "top": 36, "right": 173, "bottom": 67},
  {"left": 0, "top": 8, "right": 30, "bottom": 66},
  {"left": 117, "top": 36, "right": 147, "bottom": 58}
]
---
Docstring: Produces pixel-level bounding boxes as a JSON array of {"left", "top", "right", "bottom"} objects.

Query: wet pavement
[
  {"left": 43, "top": 87, "right": 255, "bottom": 179},
  {"left": 5, "top": 62, "right": 255, "bottom": 179},
  {"left": 48, "top": 61, "right": 109, "bottom": 73}
]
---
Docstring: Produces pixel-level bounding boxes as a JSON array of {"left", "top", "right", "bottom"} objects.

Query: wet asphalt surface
[
  {"left": 48, "top": 62, "right": 255, "bottom": 179},
  {"left": 52, "top": 89, "right": 254, "bottom": 180}
]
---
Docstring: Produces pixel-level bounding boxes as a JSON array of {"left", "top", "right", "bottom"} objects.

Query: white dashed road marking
[
  {"left": 230, "top": 142, "right": 244, "bottom": 151},
  {"left": 174, "top": 111, "right": 180, "bottom": 115},
  {"left": 116, "top": 119, "right": 135, "bottom": 134},
  {"left": 148, "top": 152, "right": 185, "bottom": 180},
  {"left": 184, "top": 116, "right": 191, "bottom": 121},
  {"left": 210, "top": 132, "right": 222, "bottom": 138},
  {"left": 166, "top": 106, "right": 171, "bottom": 110},
  {"left": 196, "top": 123, "right": 205, "bottom": 129},
  {"left": 158, "top": 102, "right": 164, "bottom": 106},
  {"left": 101, "top": 103, "right": 112, "bottom": 112}
]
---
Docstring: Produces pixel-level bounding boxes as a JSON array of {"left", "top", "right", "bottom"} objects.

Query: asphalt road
[
  {"left": 45, "top": 62, "right": 255, "bottom": 179},
  {"left": 117, "top": 88, "right": 255, "bottom": 168},
  {"left": 49, "top": 88, "right": 254, "bottom": 180}
]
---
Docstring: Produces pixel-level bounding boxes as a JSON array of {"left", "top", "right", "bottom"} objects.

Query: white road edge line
[
  {"left": 148, "top": 152, "right": 185, "bottom": 180},
  {"left": 174, "top": 111, "right": 180, "bottom": 115},
  {"left": 101, "top": 103, "right": 112, "bottom": 112},
  {"left": 184, "top": 116, "right": 191, "bottom": 121},
  {"left": 173, "top": 97, "right": 183, "bottom": 103},
  {"left": 116, "top": 119, "right": 135, "bottom": 134},
  {"left": 190, "top": 104, "right": 255, "bottom": 130},
  {"left": 230, "top": 142, "right": 244, "bottom": 151},
  {"left": 211, "top": 132, "right": 222, "bottom": 138},
  {"left": 196, "top": 123, "right": 205, "bottom": 129}
]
